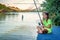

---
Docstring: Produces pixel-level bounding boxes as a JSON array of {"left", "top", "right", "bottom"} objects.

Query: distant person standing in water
[{"left": 22, "top": 15, "right": 24, "bottom": 21}]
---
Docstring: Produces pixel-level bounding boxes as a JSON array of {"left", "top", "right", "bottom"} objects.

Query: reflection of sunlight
[
  {"left": 16, "top": 12, "right": 43, "bottom": 22},
  {"left": 0, "top": 12, "right": 43, "bottom": 40}
]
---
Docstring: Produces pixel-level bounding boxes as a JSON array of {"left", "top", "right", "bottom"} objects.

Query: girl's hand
[{"left": 41, "top": 25, "right": 44, "bottom": 28}]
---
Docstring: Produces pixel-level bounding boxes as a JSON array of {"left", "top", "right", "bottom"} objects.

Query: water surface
[{"left": 0, "top": 12, "right": 42, "bottom": 40}]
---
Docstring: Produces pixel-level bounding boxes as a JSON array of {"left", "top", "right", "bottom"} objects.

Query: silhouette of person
[{"left": 22, "top": 15, "right": 24, "bottom": 21}]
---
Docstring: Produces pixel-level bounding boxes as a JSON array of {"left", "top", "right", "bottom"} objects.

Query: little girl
[{"left": 37, "top": 12, "right": 52, "bottom": 34}]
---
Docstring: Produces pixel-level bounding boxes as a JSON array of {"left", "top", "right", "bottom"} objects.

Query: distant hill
[
  {"left": 0, "top": 3, "right": 21, "bottom": 12},
  {"left": 31, "top": 7, "right": 41, "bottom": 12},
  {"left": 0, "top": 3, "right": 41, "bottom": 12}
]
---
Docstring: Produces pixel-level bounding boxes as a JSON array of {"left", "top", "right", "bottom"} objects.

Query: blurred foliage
[
  {"left": 41, "top": 0, "right": 60, "bottom": 26},
  {"left": 0, "top": 3, "right": 20, "bottom": 12},
  {"left": 0, "top": 4, "right": 11, "bottom": 11}
]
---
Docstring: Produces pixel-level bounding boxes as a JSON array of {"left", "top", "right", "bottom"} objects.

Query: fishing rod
[
  {"left": 35, "top": 0, "right": 41, "bottom": 11},
  {"left": 33, "top": 0, "right": 42, "bottom": 25},
  {"left": 35, "top": 0, "right": 42, "bottom": 20}
]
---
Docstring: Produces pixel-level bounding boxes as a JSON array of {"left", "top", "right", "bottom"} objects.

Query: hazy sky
[{"left": 0, "top": 0, "right": 45, "bottom": 10}]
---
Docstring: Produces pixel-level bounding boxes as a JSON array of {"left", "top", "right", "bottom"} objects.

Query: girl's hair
[{"left": 44, "top": 12, "right": 49, "bottom": 21}]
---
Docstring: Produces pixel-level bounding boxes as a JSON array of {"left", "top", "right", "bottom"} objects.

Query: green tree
[{"left": 41, "top": 0, "right": 60, "bottom": 26}]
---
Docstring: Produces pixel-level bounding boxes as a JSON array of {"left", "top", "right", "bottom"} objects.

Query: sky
[{"left": 0, "top": 0, "right": 45, "bottom": 10}]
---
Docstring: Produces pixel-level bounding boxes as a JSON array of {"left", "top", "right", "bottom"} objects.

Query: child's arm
[{"left": 46, "top": 24, "right": 51, "bottom": 28}]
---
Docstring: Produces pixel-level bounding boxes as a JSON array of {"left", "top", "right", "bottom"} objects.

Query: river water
[{"left": 0, "top": 12, "right": 43, "bottom": 40}]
